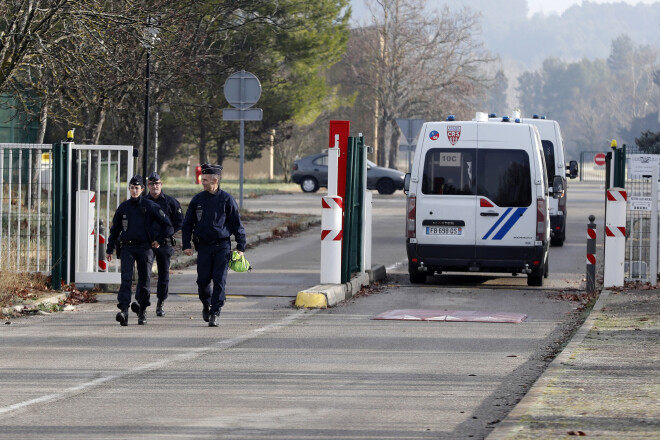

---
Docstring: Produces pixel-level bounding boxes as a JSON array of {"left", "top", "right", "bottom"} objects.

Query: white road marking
[{"left": 0, "top": 309, "right": 315, "bottom": 416}]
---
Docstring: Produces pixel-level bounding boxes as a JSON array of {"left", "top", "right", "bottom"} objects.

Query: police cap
[
  {"left": 201, "top": 163, "right": 223, "bottom": 175},
  {"left": 129, "top": 175, "right": 143, "bottom": 186},
  {"left": 148, "top": 171, "right": 161, "bottom": 182}
]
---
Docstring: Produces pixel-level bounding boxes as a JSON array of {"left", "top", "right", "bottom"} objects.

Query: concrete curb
[
  {"left": 295, "top": 264, "right": 387, "bottom": 308},
  {"left": 486, "top": 289, "right": 611, "bottom": 439},
  {"left": 169, "top": 217, "right": 320, "bottom": 270}
]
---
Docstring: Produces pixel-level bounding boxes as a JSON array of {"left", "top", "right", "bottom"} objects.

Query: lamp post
[{"left": 142, "top": 17, "right": 159, "bottom": 184}]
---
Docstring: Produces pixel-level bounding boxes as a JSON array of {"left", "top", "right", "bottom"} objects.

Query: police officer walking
[
  {"left": 182, "top": 164, "right": 246, "bottom": 327},
  {"left": 145, "top": 171, "right": 183, "bottom": 317},
  {"left": 106, "top": 175, "right": 173, "bottom": 326}
]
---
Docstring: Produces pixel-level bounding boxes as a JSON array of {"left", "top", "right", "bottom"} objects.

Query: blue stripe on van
[
  {"left": 482, "top": 208, "right": 512, "bottom": 240},
  {"left": 492, "top": 207, "right": 528, "bottom": 240}
]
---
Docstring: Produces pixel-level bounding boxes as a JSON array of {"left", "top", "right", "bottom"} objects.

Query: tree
[
  {"left": 635, "top": 130, "right": 660, "bottom": 154},
  {"left": 343, "top": 0, "right": 496, "bottom": 168}
]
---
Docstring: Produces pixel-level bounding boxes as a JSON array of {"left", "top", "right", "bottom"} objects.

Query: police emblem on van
[
  {"left": 447, "top": 126, "right": 461, "bottom": 145},
  {"left": 429, "top": 130, "right": 440, "bottom": 140}
]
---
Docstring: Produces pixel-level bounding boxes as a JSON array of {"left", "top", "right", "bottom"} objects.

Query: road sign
[
  {"left": 222, "top": 108, "right": 263, "bottom": 121},
  {"left": 594, "top": 152, "right": 606, "bottom": 166},
  {"left": 399, "top": 144, "right": 415, "bottom": 152},
  {"left": 222, "top": 70, "right": 263, "bottom": 210},
  {"left": 223, "top": 71, "right": 261, "bottom": 109},
  {"left": 395, "top": 118, "right": 424, "bottom": 145}
]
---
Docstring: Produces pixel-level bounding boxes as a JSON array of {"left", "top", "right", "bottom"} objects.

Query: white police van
[
  {"left": 521, "top": 115, "right": 578, "bottom": 246},
  {"left": 404, "top": 113, "right": 564, "bottom": 286}
]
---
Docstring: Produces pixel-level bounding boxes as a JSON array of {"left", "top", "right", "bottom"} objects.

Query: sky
[
  {"left": 527, "top": 0, "right": 659, "bottom": 17},
  {"left": 350, "top": 0, "right": 660, "bottom": 19}
]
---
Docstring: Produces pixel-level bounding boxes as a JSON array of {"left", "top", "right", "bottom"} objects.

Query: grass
[{"left": 162, "top": 177, "right": 301, "bottom": 200}]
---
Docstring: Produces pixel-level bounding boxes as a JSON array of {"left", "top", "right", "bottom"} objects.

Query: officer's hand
[
  {"left": 106, "top": 254, "right": 112, "bottom": 262},
  {"left": 183, "top": 248, "right": 193, "bottom": 256},
  {"left": 236, "top": 250, "right": 244, "bottom": 256},
  {"left": 152, "top": 240, "right": 160, "bottom": 249}
]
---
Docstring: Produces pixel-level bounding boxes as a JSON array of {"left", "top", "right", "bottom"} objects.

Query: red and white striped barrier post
[
  {"left": 604, "top": 188, "right": 626, "bottom": 287},
  {"left": 320, "top": 136, "right": 343, "bottom": 284},
  {"left": 586, "top": 215, "right": 596, "bottom": 293}
]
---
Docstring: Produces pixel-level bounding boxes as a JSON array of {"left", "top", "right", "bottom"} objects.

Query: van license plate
[{"left": 426, "top": 226, "right": 462, "bottom": 235}]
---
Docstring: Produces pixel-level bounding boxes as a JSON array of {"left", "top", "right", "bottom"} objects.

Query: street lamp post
[
  {"left": 142, "top": 17, "right": 159, "bottom": 184},
  {"left": 143, "top": 49, "right": 150, "bottom": 184}
]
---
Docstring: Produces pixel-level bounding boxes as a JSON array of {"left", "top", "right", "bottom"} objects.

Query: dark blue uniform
[
  {"left": 106, "top": 196, "right": 173, "bottom": 310},
  {"left": 146, "top": 191, "right": 183, "bottom": 302},
  {"left": 181, "top": 189, "right": 246, "bottom": 315}
]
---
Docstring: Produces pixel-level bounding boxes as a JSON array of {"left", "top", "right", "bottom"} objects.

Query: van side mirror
[
  {"left": 404, "top": 173, "right": 411, "bottom": 194},
  {"left": 566, "top": 160, "right": 578, "bottom": 179},
  {"left": 552, "top": 175, "right": 565, "bottom": 199}
]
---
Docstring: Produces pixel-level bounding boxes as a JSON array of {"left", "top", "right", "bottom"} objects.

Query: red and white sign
[
  {"left": 594, "top": 152, "right": 606, "bottom": 166},
  {"left": 447, "top": 126, "right": 461, "bottom": 145}
]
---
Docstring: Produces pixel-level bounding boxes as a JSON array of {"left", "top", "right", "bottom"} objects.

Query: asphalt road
[{"left": 0, "top": 182, "right": 604, "bottom": 439}]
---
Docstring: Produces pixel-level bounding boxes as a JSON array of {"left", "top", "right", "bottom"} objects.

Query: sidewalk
[{"left": 488, "top": 287, "right": 660, "bottom": 439}]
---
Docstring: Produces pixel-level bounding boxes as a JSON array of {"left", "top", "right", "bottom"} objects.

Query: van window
[
  {"left": 476, "top": 150, "right": 531, "bottom": 207},
  {"left": 541, "top": 140, "right": 555, "bottom": 179},
  {"left": 421, "top": 149, "right": 475, "bottom": 195}
]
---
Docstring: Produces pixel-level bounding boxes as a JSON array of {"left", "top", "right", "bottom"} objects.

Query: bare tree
[{"left": 344, "top": 0, "right": 496, "bottom": 168}]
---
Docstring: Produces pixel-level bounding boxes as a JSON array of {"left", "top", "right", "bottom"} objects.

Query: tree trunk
[
  {"left": 377, "top": 112, "right": 388, "bottom": 167},
  {"left": 216, "top": 139, "right": 226, "bottom": 166},
  {"left": 197, "top": 113, "right": 208, "bottom": 165},
  {"left": 388, "top": 119, "right": 399, "bottom": 169}
]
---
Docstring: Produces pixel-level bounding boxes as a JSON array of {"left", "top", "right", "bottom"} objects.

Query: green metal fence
[{"left": 341, "top": 136, "right": 365, "bottom": 283}]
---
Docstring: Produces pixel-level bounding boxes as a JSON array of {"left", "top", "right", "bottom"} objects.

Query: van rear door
[
  {"left": 415, "top": 123, "right": 478, "bottom": 257},
  {"left": 474, "top": 125, "right": 536, "bottom": 258}
]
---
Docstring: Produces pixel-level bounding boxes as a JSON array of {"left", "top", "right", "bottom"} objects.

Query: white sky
[{"left": 528, "top": 0, "right": 659, "bottom": 17}]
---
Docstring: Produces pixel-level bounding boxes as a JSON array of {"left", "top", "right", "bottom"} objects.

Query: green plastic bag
[{"left": 229, "top": 250, "right": 251, "bottom": 272}]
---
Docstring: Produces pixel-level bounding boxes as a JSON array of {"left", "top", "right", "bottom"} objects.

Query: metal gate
[
  {"left": 69, "top": 144, "right": 134, "bottom": 285},
  {"left": 580, "top": 151, "right": 607, "bottom": 182},
  {"left": 0, "top": 143, "right": 53, "bottom": 273}
]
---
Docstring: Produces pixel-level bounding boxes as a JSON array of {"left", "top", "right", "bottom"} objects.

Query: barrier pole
[
  {"left": 604, "top": 188, "right": 626, "bottom": 287},
  {"left": 320, "top": 133, "right": 343, "bottom": 284},
  {"left": 586, "top": 215, "right": 596, "bottom": 293}
]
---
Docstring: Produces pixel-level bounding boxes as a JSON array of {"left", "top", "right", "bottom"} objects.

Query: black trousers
[
  {"left": 153, "top": 244, "right": 174, "bottom": 301},
  {"left": 196, "top": 240, "right": 231, "bottom": 314},
  {"left": 117, "top": 244, "right": 154, "bottom": 308}
]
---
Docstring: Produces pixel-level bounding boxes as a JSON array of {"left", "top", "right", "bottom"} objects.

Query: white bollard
[
  {"left": 320, "top": 196, "right": 343, "bottom": 284},
  {"left": 362, "top": 191, "right": 372, "bottom": 272},
  {"left": 604, "top": 188, "right": 627, "bottom": 287}
]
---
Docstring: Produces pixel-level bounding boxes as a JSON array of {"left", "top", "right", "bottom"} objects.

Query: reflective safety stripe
[{"left": 481, "top": 207, "right": 528, "bottom": 241}]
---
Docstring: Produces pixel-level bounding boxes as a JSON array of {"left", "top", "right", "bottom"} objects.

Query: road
[{"left": 0, "top": 182, "right": 604, "bottom": 439}]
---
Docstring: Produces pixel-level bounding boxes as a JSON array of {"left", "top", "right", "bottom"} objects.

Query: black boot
[
  {"left": 209, "top": 310, "right": 220, "bottom": 327},
  {"left": 116, "top": 306, "right": 128, "bottom": 326},
  {"left": 138, "top": 304, "right": 147, "bottom": 325},
  {"left": 202, "top": 304, "right": 210, "bottom": 322},
  {"left": 156, "top": 299, "right": 165, "bottom": 317}
]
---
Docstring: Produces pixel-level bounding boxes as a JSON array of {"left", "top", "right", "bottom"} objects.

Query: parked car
[{"left": 291, "top": 153, "right": 406, "bottom": 194}]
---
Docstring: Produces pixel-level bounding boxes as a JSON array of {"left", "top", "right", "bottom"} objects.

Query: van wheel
[
  {"left": 527, "top": 266, "right": 544, "bottom": 286},
  {"left": 300, "top": 177, "right": 319, "bottom": 193},
  {"left": 551, "top": 235, "right": 564, "bottom": 247},
  {"left": 377, "top": 179, "right": 395, "bottom": 195},
  {"left": 409, "top": 272, "right": 426, "bottom": 284}
]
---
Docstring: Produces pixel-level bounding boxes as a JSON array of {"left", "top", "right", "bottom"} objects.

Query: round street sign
[
  {"left": 224, "top": 71, "right": 261, "bottom": 110},
  {"left": 594, "top": 152, "right": 606, "bottom": 166}
]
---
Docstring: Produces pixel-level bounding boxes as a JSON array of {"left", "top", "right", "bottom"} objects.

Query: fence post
[
  {"left": 51, "top": 142, "right": 70, "bottom": 289},
  {"left": 586, "top": 215, "right": 597, "bottom": 293}
]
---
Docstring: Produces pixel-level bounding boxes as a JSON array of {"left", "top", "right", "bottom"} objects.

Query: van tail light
[
  {"left": 406, "top": 195, "right": 416, "bottom": 239},
  {"left": 558, "top": 191, "right": 567, "bottom": 213},
  {"left": 536, "top": 197, "right": 547, "bottom": 242},
  {"left": 292, "top": 163, "right": 298, "bottom": 171}
]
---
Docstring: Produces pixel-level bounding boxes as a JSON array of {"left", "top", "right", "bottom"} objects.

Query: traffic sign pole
[{"left": 223, "top": 71, "right": 262, "bottom": 209}]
